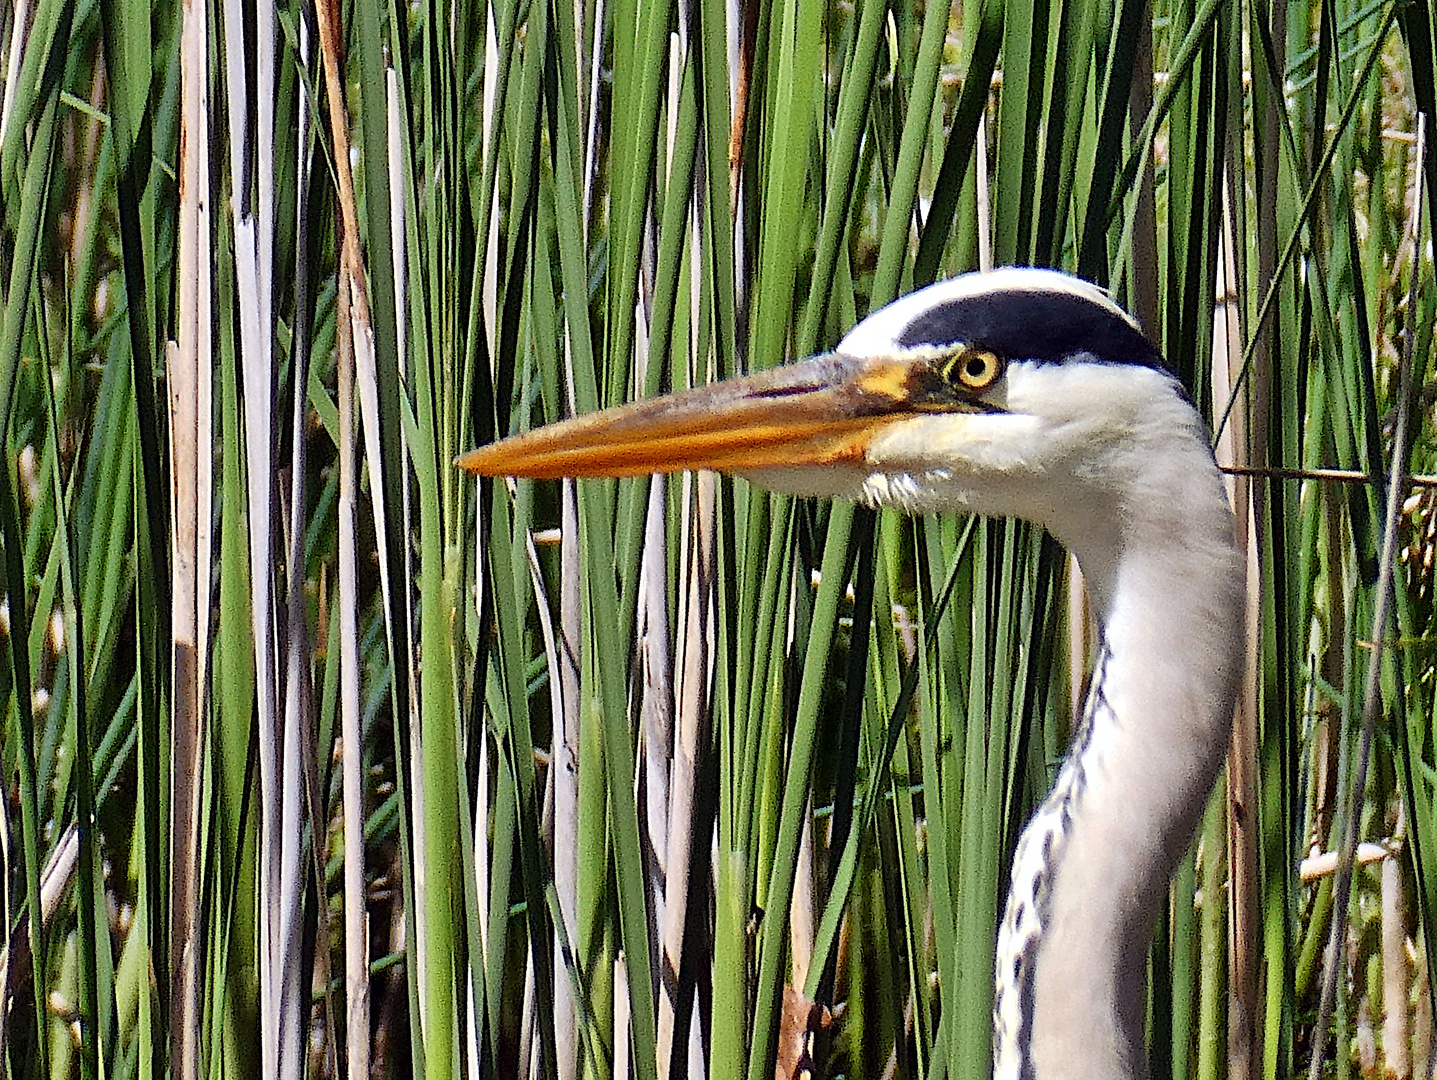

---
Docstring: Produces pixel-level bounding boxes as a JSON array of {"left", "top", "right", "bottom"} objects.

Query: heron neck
[{"left": 994, "top": 468, "right": 1245, "bottom": 1080}]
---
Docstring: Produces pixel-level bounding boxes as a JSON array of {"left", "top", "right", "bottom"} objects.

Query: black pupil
[{"left": 965, "top": 354, "right": 988, "bottom": 380}]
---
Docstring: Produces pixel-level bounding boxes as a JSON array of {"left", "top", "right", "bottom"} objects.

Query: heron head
[{"left": 458, "top": 268, "right": 1205, "bottom": 555}]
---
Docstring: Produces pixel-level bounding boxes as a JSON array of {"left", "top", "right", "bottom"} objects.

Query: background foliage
[{"left": 0, "top": 0, "right": 1435, "bottom": 1077}]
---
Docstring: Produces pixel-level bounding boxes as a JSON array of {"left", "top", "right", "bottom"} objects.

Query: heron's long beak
[{"left": 457, "top": 353, "right": 926, "bottom": 479}]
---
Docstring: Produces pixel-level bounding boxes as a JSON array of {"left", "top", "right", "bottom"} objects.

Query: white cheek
[{"left": 865, "top": 413, "right": 1047, "bottom": 475}]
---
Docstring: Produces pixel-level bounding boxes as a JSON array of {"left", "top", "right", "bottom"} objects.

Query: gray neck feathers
[{"left": 992, "top": 426, "right": 1245, "bottom": 1080}]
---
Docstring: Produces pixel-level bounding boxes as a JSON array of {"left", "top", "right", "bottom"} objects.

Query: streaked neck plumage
[
  {"left": 752, "top": 361, "right": 1247, "bottom": 1080},
  {"left": 989, "top": 385, "right": 1245, "bottom": 1080}
]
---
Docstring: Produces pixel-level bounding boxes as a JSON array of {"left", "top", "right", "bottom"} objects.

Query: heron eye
[{"left": 945, "top": 348, "right": 1003, "bottom": 392}]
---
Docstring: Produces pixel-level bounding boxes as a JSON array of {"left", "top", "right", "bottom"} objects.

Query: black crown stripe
[{"left": 896, "top": 289, "right": 1164, "bottom": 370}]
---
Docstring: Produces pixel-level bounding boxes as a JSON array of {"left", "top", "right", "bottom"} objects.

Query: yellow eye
[{"left": 946, "top": 348, "right": 1003, "bottom": 392}]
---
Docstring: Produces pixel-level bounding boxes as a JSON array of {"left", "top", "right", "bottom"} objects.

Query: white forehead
[{"left": 837, "top": 268, "right": 1136, "bottom": 358}]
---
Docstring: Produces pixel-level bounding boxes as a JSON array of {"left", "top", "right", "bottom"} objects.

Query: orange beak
[{"left": 457, "top": 354, "right": 930, "bottom": 480}]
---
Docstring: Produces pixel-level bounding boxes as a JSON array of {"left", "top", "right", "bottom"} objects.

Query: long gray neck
[{"left": 992, "top": 460, "right": 1245, "bottom": 1080}]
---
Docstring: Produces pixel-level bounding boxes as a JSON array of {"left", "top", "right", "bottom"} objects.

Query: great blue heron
[{"left": 460, "top": 267, "right": 1245, "bottom": 1080}]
